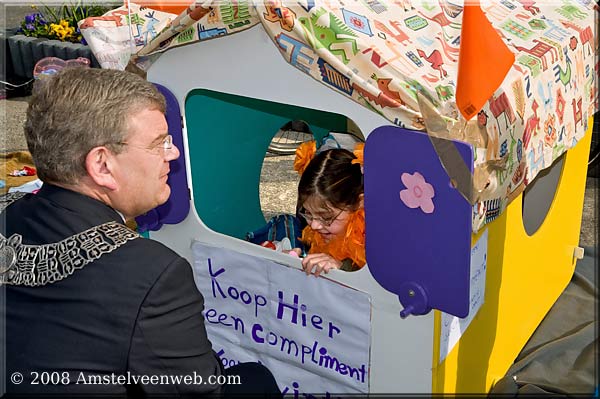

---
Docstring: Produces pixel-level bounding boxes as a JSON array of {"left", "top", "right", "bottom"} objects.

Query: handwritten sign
[
  {"left": 191, "top": 242, "right": 372, "bottom": 394},
  {"left": 439, "top": 229, "right": 488, "bottom": 363}
]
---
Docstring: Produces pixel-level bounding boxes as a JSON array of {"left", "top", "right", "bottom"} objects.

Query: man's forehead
[{"left": 127, "top": 108, "right": 168, "bottom": 138}]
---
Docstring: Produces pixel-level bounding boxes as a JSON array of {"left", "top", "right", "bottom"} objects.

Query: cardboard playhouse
[{"left": 81, "top": 0, "right": 597, "bottom": 394}]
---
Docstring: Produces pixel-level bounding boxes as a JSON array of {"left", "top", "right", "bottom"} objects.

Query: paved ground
[
  {"left": 1, "top": 4, "right": 31, "bottom": 28},
  {"left": 580, "top": 177, "right": 598, "bottom": 248},
  {"left": 1, "top": 97, "right": 29, "bottom": 152}
]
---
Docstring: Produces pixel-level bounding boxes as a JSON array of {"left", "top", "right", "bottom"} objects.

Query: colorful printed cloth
[{"left": 80, "top": 0, "right": 598, "bottom": 231}]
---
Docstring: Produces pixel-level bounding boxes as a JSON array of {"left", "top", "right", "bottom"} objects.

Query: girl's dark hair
[{"left": 297, "top": 148, "right": 363, "bottom": 212}]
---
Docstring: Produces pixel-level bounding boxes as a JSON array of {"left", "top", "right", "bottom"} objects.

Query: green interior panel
[{"left": 185, "top": 89, "right": 347, "bottom": 239}]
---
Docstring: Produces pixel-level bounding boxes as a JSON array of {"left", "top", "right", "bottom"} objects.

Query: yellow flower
[
  {"left": 49, "top": 23, "right": 64, "bottom": 39},
  {"left": 48, "top": 21, "right": 75, "bottom": 41}
]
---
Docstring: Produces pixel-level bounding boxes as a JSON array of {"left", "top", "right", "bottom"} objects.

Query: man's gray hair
[{"left": 25, "top": 67, "right": 166, "bottom": 184}]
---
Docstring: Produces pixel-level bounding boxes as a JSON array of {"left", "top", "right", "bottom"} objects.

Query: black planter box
[
  {"left": 1, "top": 29, "right": 32, "bottom": 97},
  {"left": 7, "top": 33, "right": 99, "bottom": 79}
]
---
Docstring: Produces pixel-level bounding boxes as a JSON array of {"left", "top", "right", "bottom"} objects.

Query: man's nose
[{"left": 166, "top": 143, "right": 180, "bottom": 161}]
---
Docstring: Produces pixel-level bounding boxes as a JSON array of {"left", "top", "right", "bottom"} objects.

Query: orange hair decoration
[
  {"left": 294, "top": 140, "right": 317, "bottom": 175},
  {"left": 351, "top": 142, "right": 364, "bottom": 172}
]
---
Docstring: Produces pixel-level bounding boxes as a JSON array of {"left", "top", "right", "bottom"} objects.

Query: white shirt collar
[{"left": 115, "top": 210, "right": 127, "bottom": 223}]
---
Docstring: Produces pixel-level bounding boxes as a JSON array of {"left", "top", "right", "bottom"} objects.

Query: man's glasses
[
  {"left": 298, "top": 208, "right": 344, "bottom": 227},
  {"left": 115, "top": 134, "right": 174, "bottom": 155}
]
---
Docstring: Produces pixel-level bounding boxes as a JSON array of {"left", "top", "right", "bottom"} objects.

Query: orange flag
[
  {"left": 135, "top": 0, "right": 192, "bottom": 15},
  {"left": 456, "top": 0, "right": 514, "bottom": 120}
]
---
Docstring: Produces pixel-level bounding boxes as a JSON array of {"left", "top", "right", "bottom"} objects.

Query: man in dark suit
[{"left": 0, "top": 67, "right": 280, "bottom": 397}]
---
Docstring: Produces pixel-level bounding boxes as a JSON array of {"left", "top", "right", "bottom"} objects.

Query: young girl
[{"left": 293, "top": 139, "right": 365, "bottom": 277}]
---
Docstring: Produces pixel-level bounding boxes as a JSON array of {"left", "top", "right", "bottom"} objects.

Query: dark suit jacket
[{"left": 1, "top": 184, "right": 223, "bottom": 396}]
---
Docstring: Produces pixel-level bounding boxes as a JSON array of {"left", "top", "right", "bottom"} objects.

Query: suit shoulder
[{"left": 113, "top": 236, "right": 189, "bottom": 278}]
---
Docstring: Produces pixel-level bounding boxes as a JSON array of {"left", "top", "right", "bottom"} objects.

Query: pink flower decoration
[{"left": 399, "top": 172, "right": 435, "bottom": 214}]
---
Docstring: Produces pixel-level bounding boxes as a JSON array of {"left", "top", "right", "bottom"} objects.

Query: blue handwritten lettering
[
  {"left": 281, "top": 381, "right": 342, "bottom": 398},
  {"left": 251, "top": 323, "right": 300, "bottom": 356},
  {"left": 204, "top": 308, "right": 245, "bottom": 334},
  {"left": 208, "top": 258, "right": 267, "bottom": 317},
  {"left": 276, "top": 291, "right": 341, "bottom": 338},
  {"left": 208, "top": 259, "right": 226, "bottom": 298},
  {"left": 317, "top": 347, "right": 367, "bottom": 383},
  {"left": 301, "top": 340, "right": 319, "bottom": 365},
  {"left": 215, "top": 348, "right": 242, "bottom": 369},
  {"left": 251, "top": 323, "right": 264, "bottom": 343},
  {"left": 240, "top": 321, "right": 367, "bottom": 386}
]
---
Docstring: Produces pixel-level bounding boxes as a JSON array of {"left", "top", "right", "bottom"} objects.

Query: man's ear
[
  {"left": 359, "top": 193, "right": 364, "bottom": 208},
  {"left": 85, "top": 147, "right": 117, "bottom": 190}
]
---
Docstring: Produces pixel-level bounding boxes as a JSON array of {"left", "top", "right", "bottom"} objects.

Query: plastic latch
[
  {"left": 573, "top": 246, "right": 585, "bottom": 260},
  {"left": 398, "top": 282, "right": 431, "bottom": 319}
]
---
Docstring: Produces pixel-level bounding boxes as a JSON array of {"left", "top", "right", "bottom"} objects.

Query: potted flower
[{"left": 7, "top": 3, "right": 118, "bottom": 79}]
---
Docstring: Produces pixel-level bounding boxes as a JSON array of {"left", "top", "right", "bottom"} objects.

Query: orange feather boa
[{"left": 301, "top": 208, "right": 366, "bottom": 268}]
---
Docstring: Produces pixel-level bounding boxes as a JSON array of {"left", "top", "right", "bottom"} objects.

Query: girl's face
[{"left": 301, "top": 196, "right": 351, "bottom": 242}]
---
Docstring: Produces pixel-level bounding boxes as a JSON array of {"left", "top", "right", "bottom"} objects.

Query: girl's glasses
[{"left": 298, "top": 208, "right": 344, "bottom": 227}]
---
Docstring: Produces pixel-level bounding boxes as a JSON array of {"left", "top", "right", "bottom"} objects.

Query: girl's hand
[
  {"left": 287, "top": 248, "right": 303, "bottom": 257},
  {"left": 301, "top": 253, "right": 342, "bottom": 277}
]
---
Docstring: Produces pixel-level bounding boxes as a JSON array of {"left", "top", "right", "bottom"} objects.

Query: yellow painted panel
[{"left": 432, "top": 118, "right": 593, "bottom": 393}]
